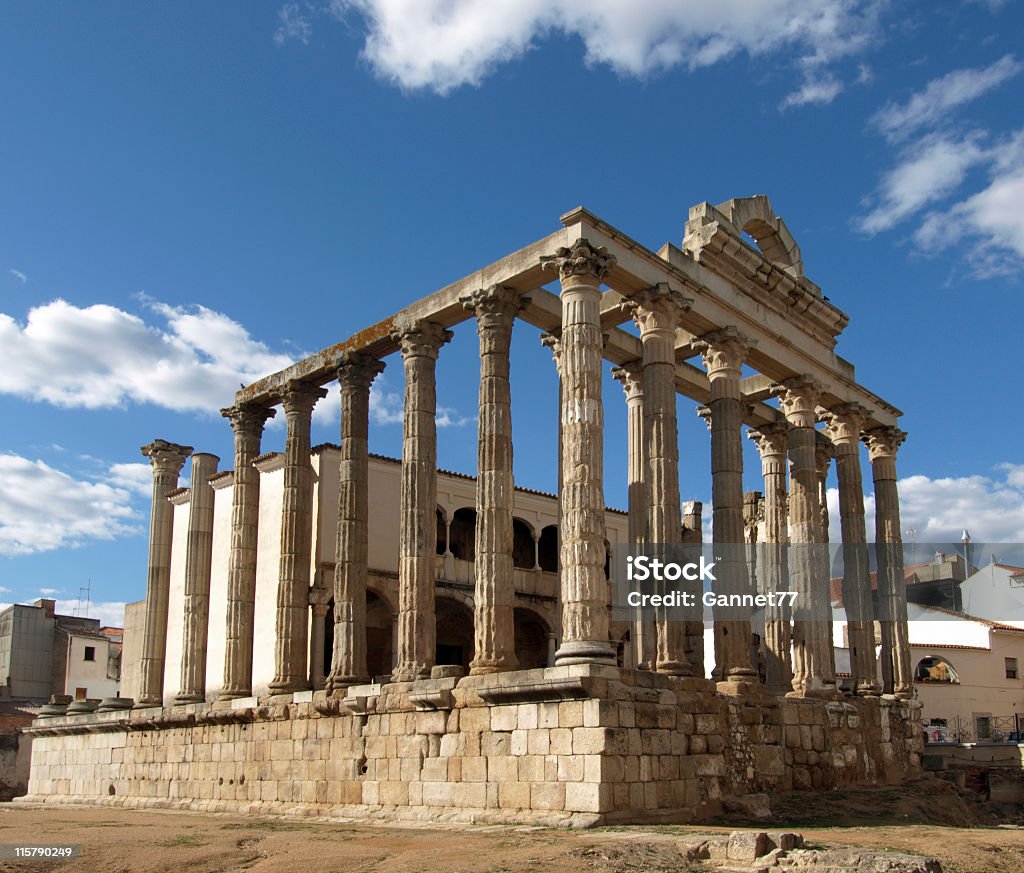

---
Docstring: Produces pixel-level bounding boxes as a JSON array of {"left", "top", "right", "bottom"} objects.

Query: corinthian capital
[
  {"left": 279, "top": 380, "right": 329, "bottom": 416},
  {"left": 696, "top": 404, "right": 712, "bottom": 432},
  {"left": 822, "top": 402, "right": 870, "bottom": 448},
  {"left": 619, "top": 283, "right": 692, "bottom": 337},
  {"left": 861, "top": 426, "right": 907, "bottom": 461},
  {"left": 540, "top": 238, "right": 616, "bottom": 285},
  {"left": 747, "top": 422, "right": 789, "bottom": 460},
  {"left": 140, "top": 439, "right": 193, "bottom": 474},
  {"left": 539, "top": 330, "right": 562, "bottom": 369},
  {"left": 335, "top": 351, "right": 386, "bottom": 391},
  {"left": 610, "top": 360, "right": 643, "bottom": 402},
  {"left": 220, "top": 403, "right": 276, "bottom": 440},
  {"left": 460, "top": 285, "right": 528, "bottom": 326},
  {"left": 391, "top": 318, "right": 453, "bottom": 360},
  {"left": 770, "top": 375, "right": 823, "bottom": 428},
  {"left": 693, "top": 326, "right": 754, "bottom": 380}
]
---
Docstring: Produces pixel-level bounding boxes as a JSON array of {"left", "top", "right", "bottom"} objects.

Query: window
[
  {"left": 976, "top": 715, "right": 992, "bottom": 740},
  {"left": 83, "top": 646, "right": 96, "bottom": 662},
  {"left": 914, "top": 655, "right": 960, "bottom": 684},
  {"left": 1006, "top": 657, "right": 1018, "bottom": 680},
  {"left": 75, "top": 687, "right": 87, "bottom": 700}
]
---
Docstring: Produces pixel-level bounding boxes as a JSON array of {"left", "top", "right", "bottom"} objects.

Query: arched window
[
  {"left": 449, "top": 508, "right": 477, "bottom": 562},
  {"left": 436, "top": 506, "right": 448, "bottom": 556},
  {"left": 538, "top": 525, "right": 558, "bottom": 572},
  {"left": 512, "top": 518, "right": 536, "bottom": 569},
  {"left": 914, "top": 655, "right": 960, "bottom": 684}
]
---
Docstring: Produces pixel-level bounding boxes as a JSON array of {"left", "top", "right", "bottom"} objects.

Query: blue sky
[{"left": 1, "top": 1, "right": 1023, "bottom": 624}]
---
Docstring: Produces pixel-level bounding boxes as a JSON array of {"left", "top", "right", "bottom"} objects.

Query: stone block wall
[{"left": 21, "top": 665, "right": 922, "bottom": 826}]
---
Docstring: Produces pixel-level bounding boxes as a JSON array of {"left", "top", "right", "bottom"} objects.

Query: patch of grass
[{"left": 156, "top": 834, "right": 210, "bottom": 848}]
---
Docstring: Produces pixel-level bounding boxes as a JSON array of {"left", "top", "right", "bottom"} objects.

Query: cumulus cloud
[
  {"left": 108, "top": 462, "right": 156, "bottom": 498},
  {"left": 825, "top": 463, "right": 1024, "bottom": 544},
  {"left": 859, "top": 132, "right": 989, "bottom": 234},
  {"left": 871, "top": 54, "right": 1023, "bottom": 142},
  {"left": 0, "top": 297, "right": 295, "bottom": 414},
  {"left": 780, "top": 74, "right": 843, "bottom": 110},
  {"left": 53, "top": 600, "right": 128, "bottom": 628},
  {"left": 316, "top": 0, "right": 879, "bottom": 94},
  {"left": 0, "top": 454, "right": 140, "bottom": 556}
]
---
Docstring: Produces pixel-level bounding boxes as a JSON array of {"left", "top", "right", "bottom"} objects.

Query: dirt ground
[{"left": 1, "top": 781, "right": 1022, "bottom": 873}]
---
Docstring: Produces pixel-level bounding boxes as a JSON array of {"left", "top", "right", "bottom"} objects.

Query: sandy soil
[{"left": 1, "top": 782, "right": 1021, "bottom": 873}]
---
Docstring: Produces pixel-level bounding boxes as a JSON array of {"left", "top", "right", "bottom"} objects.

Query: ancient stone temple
[{"left": 22, "top": 197, "right": 922, "bottom": 826}]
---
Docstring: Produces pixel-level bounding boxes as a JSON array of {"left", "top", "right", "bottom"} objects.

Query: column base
[
  {"left": 554, "top": 640, "right": 616, "bottom": 667},
  {"left": 174, "top": 692, "right": 205, "bottom": 705},
  {"left": 268, "top": 678, "right": 310, "bottom": 695},
  {"left": 655, "top": 659, "right": 693, "bottom": 677},
  {"left": 392, "top": 662, "right": 431, "bottom": 683},
  {"left": 217, "top": 688, "right": 252, "bottom": 702},
  {"left": 469, "top": 655, "right": 520, "bottom": 675},
  {"left": 855, "top": 680, "right": 883, "bottom": 697},
  {"left": 328, "top": 673, "right": 371, "bottom": 691},
  {"left": 133, "top": 696, "right": 162, "bottom": 709}
]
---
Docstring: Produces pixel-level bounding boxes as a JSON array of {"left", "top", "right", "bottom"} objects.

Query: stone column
[
  {"left": 462, "top": 286, "right": 525, "bottom": 674},
  {"left": 136, "top": 440, "right": 192, "bottom": 707},
  {"left": 772, "top": 376, "right": 836, "bottom": 697},
  {"left": 748, "top": 423, "right": 792, "bottom": 693},
  {"left": 176, "top": 452, "right": 220, "bottom": 704},
  {"left": 815, "top": 433, "right": 833, "bottom": 543},
  {"left": 824, "top": 404, "right": 880, "bottom": 695},
  {"left": 612, "top": 361, "right": 653, "bottom": 671},
  {"left": 863, "top": 426, "right": 912, "bottom": 697},
  {"left": 270, "top": 380, "right": 328, "bottom": 695},
  {"left": 219, "top": 404, "right": 275, "bottom": 701},
  {"left": 309, "top": 589, "right": 331, "bottom": 691},
  {"left": 541, "top": 239, "right": 617, "bottom": 666},
  {"left": 681, "top": 500, "right": 705, "bottom": 675},
  {"left": 392, "top": 320, "right": 453, "bottom": 681},
  {"left": 328, "top": 351, "right": 385, "bottom": 691},
  {"left": 622, "top": 285, "right": 693, "bottom": 675},
  {"left": 696, "top": 328, "right": 757, "bottom": 683}
]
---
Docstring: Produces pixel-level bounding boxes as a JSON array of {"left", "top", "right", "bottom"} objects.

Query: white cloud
[
  {"left": 274, "top": 2, "right": 314, "bottom": 45},
  {"left": 0, "top": 297, "right": 295, "bottom": 414},
  {"left": 54, "top": 600, "right": 127, "bottom": 628},
  {"left": 108, "top": 462, "right": 155, "bottom": 498},
  {"left": 871, "top": 54, "right": 1023, "bottom": 142},
  {"left": 39, "top": 587, "right": 61, "bottom": 596},
  {"left": 780, "top": 74, "right": 842, "bottom": 110},
  {"left": 826, "top": 463, "right": 1024, "bottom": 544},
  {"left": 0, "top": 454, "right": 140, "bottom": 556},
  {"left": 9, "top": 269, "right": 27, "bottom": 283},
  {"left": 323, "top": 0, "right": 878, "bottom": 94},
  {"left": 858, "top": 132, "right": 989, "bottom": 234}
]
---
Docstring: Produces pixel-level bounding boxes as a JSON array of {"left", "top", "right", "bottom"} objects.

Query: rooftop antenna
[
  {"left": 959, "top": 531, "right": 971, "bottom": 612},
  {"left": 75, "top": 579, "right": 91, "bottom": 618}
]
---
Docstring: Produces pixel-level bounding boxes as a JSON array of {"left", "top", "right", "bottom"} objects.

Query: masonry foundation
[{"left": 21, "top": 665, "right": 922, "bottom": 827}]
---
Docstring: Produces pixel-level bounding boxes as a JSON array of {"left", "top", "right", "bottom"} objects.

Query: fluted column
[
  {"left": 541, "top": 239, "right": 616, "bottom": 666},
  {"left": 463, "top": 285, "right": 526, "bottom": 674},
  {"left": 863, "top": 426, "right": 912, "bottom": 698},
  {"left": 309, "top": 589, "right": 330, "bottom": 691},
  {"left": 136, "top": 440, "right": 192, "bottom": 707},
  {"left": 622, "top": 285, "right": 692, "bottom": 675},
  {"left": 772, "top": 376, "right": 836, "bottom": 697},
  {"left": 749, "top": 423, "right": 792, "bottom": 692},
  {"left": 815, "top": 433, "right": 833, "bottom": 543},
  {"left": 824, "top": 404, "right": 879, "bottom": 695},
  {"left": 695, "top": 328, "right": 757, "bottom": 683},
  {"left": 328, "top": 352, "right": 385, "bottom": 691},
  {"left": 392, "top": 320, "right": 453, "bottom": 681},
  {"left": 270, "top": 380, "right": 328, "bottom": 695},
  {"left": 219, "top": 404, "right": 275, "bottom": 700},
  {"left": 176, "top": 452, "right": 220, "bottom": 704},
  {"left": 612, "top": 361, "right": 653, "bottom": 671}
]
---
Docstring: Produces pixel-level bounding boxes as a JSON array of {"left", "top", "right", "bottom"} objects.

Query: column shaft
[
  {"left": 328, "top": 352, "right": 384, "bottom": 690},
  {"left": 772, "top": 376, "right": 836, "bottom": 697},
  {"left": 464, "top": 286, "right": 525, "bottom": 674},
  {"left": 612, "top": 362, "right": 653, "bottom": 670},
  {"left": 176, "top": 452, "right": 220, "bottom": 704},
  {"left": 220, "top": 404, "right": 274, "bottom": 700},
  {"left": 825, "top": 405, "right": 879, "bottom": 695},
  {"left": 270, "top": 380, "right": 328, "bottom": 694},
  {"left": 623, "top": 285, "right": 693, "bottom": 675},
  {"left": 698, "top": 328, "right": 756, "bottom": 682},
  {"left": 136, "top": 440, "right": 192, "bottom": 707},
  {"left": 864, "top": 427, "right": 912, "bottom": 697},
  {"left": 393, "top": 320, "right": 452, "bottom": 681},
  {"left": 541, "top": 240, "right": 616, "bottom": 666},
  {"left": 749, "top": 424, "right": 792, "bottom": 693}
]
